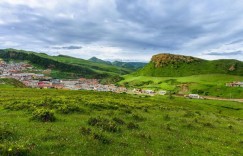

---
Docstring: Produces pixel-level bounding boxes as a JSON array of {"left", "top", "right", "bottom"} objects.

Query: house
[
  {"left": 158, "top": 90, "right": 167, "bottom": 95},
  {"left": 52, "top": 82, "right": 64, "bottom": 89},
  {"left": 226, "top": 81, "right": 243, "bottom": 87},
  {"left": 38, "top": 81, "right": 52, "bottom": 89},
  {"left": 188, "top": 94, "right": 200, "bottom": 99},
  {"left": 144, "top": 90, "right": 155, "bottom": 95}
]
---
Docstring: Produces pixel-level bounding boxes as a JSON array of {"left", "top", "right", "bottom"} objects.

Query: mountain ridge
[{"left": 88, "top": 57, "right": 147, "bottom": 71}]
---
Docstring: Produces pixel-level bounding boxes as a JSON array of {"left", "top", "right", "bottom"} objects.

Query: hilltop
[
  {"left": 135, "top": 53, "right": 243, "bottom": 77},
  {"left": 89, "top": 57, "right": 147, "bottom": 71},
  {"left": 0, "top": 49, "right": 133, "bottom": 79},
  {"left": 88, "top": 57, "right": 112, "bottom": 65}
]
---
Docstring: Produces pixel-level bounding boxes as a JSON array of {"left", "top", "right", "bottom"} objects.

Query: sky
[{"left": 0, "top": 0, "right": 243, "bottom": 62}]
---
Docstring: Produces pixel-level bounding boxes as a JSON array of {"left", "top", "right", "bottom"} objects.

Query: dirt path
[
  {"left": 203, "top": 96, "right": 243, "bottom": 103},
  {"left": 174, "top": 94, "right": 243, "bottom": 103}
]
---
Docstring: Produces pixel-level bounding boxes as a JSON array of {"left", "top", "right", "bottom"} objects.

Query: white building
[
  {"left": 188, "top": 94, "right": 200, "bottom": 99},
  {"left": 158, "top": 90, "right": 167, "bottom": 95}
]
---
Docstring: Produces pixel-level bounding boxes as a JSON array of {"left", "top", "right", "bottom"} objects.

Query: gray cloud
[
  {"left": 0, "top": 0, "right": 243, "bottom": 61},
  {"left": 206, "top": 51, "right": 243, "bottom": 56},
  {"left": 52, "top": 46, "right": 82, "bottom": 50}
]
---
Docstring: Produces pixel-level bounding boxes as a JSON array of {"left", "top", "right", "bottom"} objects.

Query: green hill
[
  {"left": 112, "top": 61, "right": 147, "bottom": 71},
  {"left": 135, "top": 53, "right": 243, "bottom": 77},
  {"left": 88, "top": 56, "right": 147, "bottom": 71},
  {"left": 88, "top": 57, "right": 112, "bottom": 65},
  {"left": 0, "top": 49, "right": 133, "bottom": 79},
  {"left": 0, "top": 78, "right": 26, "bottom": 88}
]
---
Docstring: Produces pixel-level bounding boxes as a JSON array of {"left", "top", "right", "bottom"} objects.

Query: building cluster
[
  {"left": 226, "top": 81, "right": 243, "bottom": 87},
  {"left": 131, "top": 88, "right": 167, "bottom": 96},
  {"left": 0, "top": 60, "right": 46, "bottom": 80},
  {"left": 0, "top": 60, "right": 127, "bottom": 93}
]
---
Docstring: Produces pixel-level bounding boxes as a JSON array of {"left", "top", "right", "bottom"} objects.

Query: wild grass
[{"left": 0, "top": 88, "right": 242, "bottom": 155}]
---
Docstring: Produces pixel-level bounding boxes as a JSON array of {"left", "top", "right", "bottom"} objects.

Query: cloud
[
  {"left": 0, "top": 0, "right": 243, "bottom": 61},
  {"left": 52, "top": 46, "right": 82, "bottom": 50},
  {"left": 205, "top": 51, "right": 243, "bottom": 56}
]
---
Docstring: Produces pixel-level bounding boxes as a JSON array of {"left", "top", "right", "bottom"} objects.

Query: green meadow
[
  {"left": 119, "top": 74, "right": 243, "bottom": 98},
  {"left": 0, "top": 88, "right": 242, "bottom": 155}
]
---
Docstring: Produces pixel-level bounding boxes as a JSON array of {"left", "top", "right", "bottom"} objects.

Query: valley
[{"left": 0, "top": 49, "right": 242, "bottom": 156}]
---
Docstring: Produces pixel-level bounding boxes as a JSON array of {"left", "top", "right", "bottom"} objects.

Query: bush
[
  {"left": 80, "top": 127, "right": 92, "bottom": 136},
  {"left": 31, "top": 109, "right": 56, "bottom": 122},
  {"left": 88, "top": 117, "right": 121, "bottom": 133},
  {"left": 163, "top": 114, "right": 171, "bottom": 121},
  {"left": 92, "top": 133, "right": 111, "bottom": 144},
  {"left": 57, "top": 104, "right": 85, "bottom": 114},
  {"left": 127, "top": 122, "right": 139, "bottom": 130},
  {"left": 3, "top": 102, "right": 34, "bottom": 111},
  {"left": 0, "top": 128, "right": 13, "bottom": 140},
  {"left": 0, "top": 144, "right": 30, "bottom": 156},
  {"left": 113, "top": 117, "right": 125, "bottom": 125},
  {"left": 132, "top": 114, "right": 146, "bottom": 122}
]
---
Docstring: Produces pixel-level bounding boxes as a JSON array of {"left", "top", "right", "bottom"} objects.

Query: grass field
[
  {"left": 119, "top": 74, "right": 243, "bottom": 98},
  {"left": 0, "top": 88, "right": 243, "bottom": 155}
]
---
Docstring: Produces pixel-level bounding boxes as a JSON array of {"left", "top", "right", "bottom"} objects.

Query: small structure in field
[
  {"left": 226, "top": 81, "right": 243, "bottom": 87},
  {"left": 188, "top": 94, "right": 200, "bottom": 99},
  {"left": 158, "top": 90, "right": 167, "bottom": 95},
  {"left": 144, "top": 90, "right": 155, "bottom": 95}
]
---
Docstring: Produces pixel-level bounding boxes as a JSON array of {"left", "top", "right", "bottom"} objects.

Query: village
[{"left": 0, "top": 60, "right": 129, "bottom": 93}]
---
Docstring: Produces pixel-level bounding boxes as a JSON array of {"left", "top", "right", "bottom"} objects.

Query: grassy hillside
[
  {"left": 88, "top": 57, "right": 147, "bottom": 71},
  {"left": 119, "top": 74, "right": 243, "bottom": 98},
  {"left": 112, "top": 61, "right": 147, "bottom": 71},
  {"left": 0, "top": 88, "right": 242, "bottom": 155},
  {"left": 88, "top": 57, "right": 112, "bottom": 65},
  {"left": 136, "top": 53, "right": 243, "bottom": 77},
  {"left": 0, "top": 49, "right": 132, "bottom": 79},
  {"left": 0, "top": 78, "right": 26, "bottom": 88}
]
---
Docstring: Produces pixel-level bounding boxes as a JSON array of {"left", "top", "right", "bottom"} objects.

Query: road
[{"left": 203, "top": 96, "right": 243, "bottom": 103}]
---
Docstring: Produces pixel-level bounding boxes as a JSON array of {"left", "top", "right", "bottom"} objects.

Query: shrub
[
  {"left": 163, "top": 114, "right": 171, "bottom": 121},
  {"left": 92, "top": 133, "right": 111, "bottom": 144},
  {"left": 80, "top": 127, "right": 92, "bottom": 136},
  {"left": 132, "top": 114, "right": 146, "bottom": 122},
  {"left": 3, "top": 102, "right": 34, "bottom": 111},
  {"left": 0, "top": 128, "right": 13, "bottom": 140},
  {"left": 127, "top": 122, "right": 139, "bottom": 129},
  {"left": 57, "top": 104, "right": 85, "bottom": 114},
  {"left": 88, "top": 117, "right": 121, "bottom": 133},
  {"left": 135, "top": 132, "right": 152, "bottom": 140},
  {"left": 113, "top": 117, "right": 125, "bottom": 125},
  {"left": 183, "top": 111, "right": 195, "bottom": 117},
  {"left": 31, "top": 109, "right": 56, "bottom": 122},
  {"left": 202, "top": 122, "right": 214, "bottom": 128},
  {"left": 0, "top": 144, "right": 30, "bottom": 156}
]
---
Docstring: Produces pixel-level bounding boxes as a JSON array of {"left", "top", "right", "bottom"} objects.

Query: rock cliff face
[{"left": 151, "top": 53, "right": 201, "bottom": 67}]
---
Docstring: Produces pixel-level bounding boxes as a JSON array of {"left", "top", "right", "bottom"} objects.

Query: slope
[
  {"left": 0, "top": 78, "right": 26, "bottom": 88},
  {"left": 0, "top": 49, "right": 132, "bottom": 79}
]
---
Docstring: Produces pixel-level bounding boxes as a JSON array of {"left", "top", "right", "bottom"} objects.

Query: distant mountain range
[
  {"left": 135, "top": 53, "right": 243, "bottom": 77},
  {"left": 88, "top": 57, "right": 147, "bottom": 71}
]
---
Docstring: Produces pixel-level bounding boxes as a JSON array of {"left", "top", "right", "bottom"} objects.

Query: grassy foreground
[
  {"left": 119, "top": 74, "right": 243, "bottom": 98},
  {"left": 0, "top": 88, "right": 243, "bottom": 155}
]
